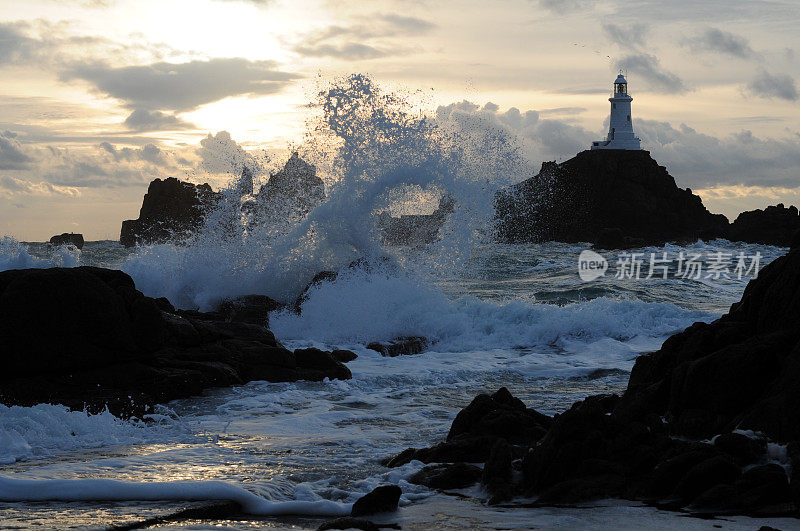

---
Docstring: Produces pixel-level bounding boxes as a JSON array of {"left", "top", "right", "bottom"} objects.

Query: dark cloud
[
  {"left": 123, "top": 109, "right": 194, "bottom": 131},
  {"left": 616, "top": 54, "right": 687, "bottom": 93},
  {"left": 684, "top": 28, "right": 756, "bottom": 58},
  {"left": 0, "top": 22, "right": 41, "bottom": 65},
  {"left": 60, "top": 58, "right": 300, "bottom": 112},
  {"left": 0, "top": 131, "right": 33, "bottom": 170},
  {"left": 602, "top": 22, "right": 648, "bottom": 49},
  {"left": 746, "top": 69, "right": 798, "bottom": 101}
]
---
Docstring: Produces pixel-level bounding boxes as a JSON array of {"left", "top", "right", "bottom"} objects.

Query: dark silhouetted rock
[
  {"left": 331, "top": 349, "right": 358, "bottom": 363},
  {"left": 727, "top": 204, "right": 800, "bottom": 247},
  {"left": 120, "top": 177, "right": 218, "bottom": 247},
  {"left": 367, "top": 337, "right": 428, "bottom": 357},
  {"left": 713, "top": 432, "right": 766, "bottom": 466},
  {"left": 49, "top": 232, "right": 84, "bottom": 249},
  {"left": 318, "top": 517, "right": 381, "bottom": 531},
  {"left": 0, "top": 267, "right": 351, "bottom": 416},
  {"left": 248, "top": 152, "right": 325, "bottom": 226},
  {"left": 494, "top": 150, "right": 728, "bottom": 246},
  {"left": 408, "top": 463, "right": 482, "bottom": 490},
  {"left": 482, "top": 439, "right": 514, "bottom": 504},
  {"left": 351, "top": 485, "right": 401, "bottom": 517}
]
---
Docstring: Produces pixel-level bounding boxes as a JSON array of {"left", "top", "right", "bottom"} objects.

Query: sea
[
  {"left": 1, "top": 76, "right": 797, "bottom": 529},
  {"left": 0, "top": 237, "right": 795, "bottom": 530}
]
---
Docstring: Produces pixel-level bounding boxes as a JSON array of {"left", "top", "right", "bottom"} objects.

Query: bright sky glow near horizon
[{"left": 1, "top": 0, "right": 799, "bottom": 240}]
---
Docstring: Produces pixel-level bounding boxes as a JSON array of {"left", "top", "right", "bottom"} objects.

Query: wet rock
[
  {"left": 713, "top": 432, "right": 766, "bottom": 466},
  {"left": 671, "top": 455, "right": 740, "bottom": 502},
  {"left": 351, "top": 485, "right": 402, "bottom": 517},
  {"left": 49, "top": 232, "right": 84, "bottom": 249},
  {"left": 408, "top": 463, "right": 482, "bottom": 490},
  {"left": 448, "top": 387, "right": 552, "bottom": 445},
  {"left": 293, "top": 270, "right": 338, "bottom": 313},
  {"left": 331, "top": 349, "right": 358, "bottom": 363},
  {"left": 384, "top": 437, "right": 497, "bottom": 467},
  {"left": 377, "top": 195, "right": 455, "bottom": 246},
  {"left": 727, "top": 203, "right": 800, "bottom": 247},
  {"left": 366, "top": 337, "right": 428, "bottom": 357},
  {"left": 294, "top": 348, "right": 353, "bottom": 381},
  {"left": 0, "top": 267, "right": 351, "bottom": 416},
  {"left": 317, "top": 517, "right": 380, "bottom": 531},
  {"left": 482, "top": 439, "right": 514, "bottom": 504}
]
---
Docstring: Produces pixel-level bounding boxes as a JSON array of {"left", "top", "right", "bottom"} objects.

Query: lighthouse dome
[{"left": 614, "top": 73, "right": 627, "bottom": 84}]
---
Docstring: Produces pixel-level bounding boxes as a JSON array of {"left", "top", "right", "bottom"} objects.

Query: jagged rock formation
[
  {"left": 0, "top": 267, "right": 352, "bottom": 416},
  {"left": 246, "top": 152, "right": 325, "bottom": 226},
  {"left": 376, "top": 195, "right": 455, "bottom": 246},
  {"left": 387, "top": 240, "right": 800, "bottom": 516},
  {"left": 120, "top": 153, "right": 325, "bottom": 247},
  {"left": 494, "top": 150, "right": 729, "bottom": 248},
  {"left": 49, "top": 232, "right": 84, "bottom": 249},
  {"left": 120, "top": 178, "right": 217, "bottom": 247},
  {"left": 727, "top": 203, "right": 800, "bottom": 247}
]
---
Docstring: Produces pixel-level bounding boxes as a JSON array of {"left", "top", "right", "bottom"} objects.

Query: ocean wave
[
  {"left": 0, "top": 403, "right": 189, "bottom": 464},
  {"left": 271, "top": 267, "right": 714, "bottom": 352}
]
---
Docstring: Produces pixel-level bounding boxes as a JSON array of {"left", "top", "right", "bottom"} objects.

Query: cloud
[
  {"left": 0, "top": 22, "right": 42, "bottom": 65},
  {"left": 0, "top": 176, "right": 80, "bottom": 198},
  {"left": 0, "top": 131, "right": 33, "bottom": 169},
  {"left": 60, "top": 58, "right": 300, "bottom": 112},
  {"left": 684, "top": 27, "right": 756, "bottom": 58},
  {"left": 616, "top": 54, "right": 687, "bottom": 93},
  {"left": 98, "top": 142, "right": 172, "bottom": 166},
  {"left": 746, "top": 69, "right": 798, "bottom": 101},
  {"left": 196, "top": 131, "right": 264, "bottom": 176},
  {"left": 602, "top": 22, "right": 648, "bottom": 49},
  {"left": 123, "top": 109, "right": 194, "bottom": 131},
  {"left": 293, "top": 13, "right": 435, "bottom": 59},
  {"left": 535, "top": 0, "right": 598, "bottom": 14},
  {"left": 294, "top": 42, "right": 389, "bottom": 60}
]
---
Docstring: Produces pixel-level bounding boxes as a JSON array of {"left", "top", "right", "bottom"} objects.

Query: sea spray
[{"left": 121, "top": 75, "right": 530, "bottom": 310}]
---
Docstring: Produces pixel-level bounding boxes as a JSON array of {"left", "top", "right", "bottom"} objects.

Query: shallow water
[{"left": 0, "top": 238, "right": 792, "bottom": 529}]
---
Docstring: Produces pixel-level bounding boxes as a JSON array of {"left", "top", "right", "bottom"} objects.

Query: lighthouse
[{"left": 591, "top": 72, "right": 641, "bottom": 150}]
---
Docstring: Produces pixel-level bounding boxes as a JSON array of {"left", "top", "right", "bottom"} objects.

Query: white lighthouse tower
[{"left": 591, "top": 72, "right": 641, "bottom": 150}]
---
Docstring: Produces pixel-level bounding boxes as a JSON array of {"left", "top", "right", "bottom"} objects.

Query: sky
[{"left": 0, "top": 0, "right": 799, "bottom": 240}]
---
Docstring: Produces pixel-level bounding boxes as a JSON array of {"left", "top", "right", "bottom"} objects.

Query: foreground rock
[
  {"left": 376, "top": 195, "right": 455, "bottom": 246},
  {"left": 494, "top": 150, "right": 728, "bottom": 247},
  {"left": 49, "top": 232, "right": 84, "bottom": 249},
  {"left": 0, "top": 267, "right": 351, "bottom": 416},
  {"left": 726, "top": 203, "right": 800, "bottom": 247},
  {"left": 389, "top": 241, "right": 800, "bottom": 516},
  {"left": 351, "top": 485, "right": 402, "bottom": 517}
]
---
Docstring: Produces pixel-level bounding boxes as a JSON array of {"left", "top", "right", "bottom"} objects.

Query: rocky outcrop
[
  {"left": 251, "top": 152, "right": 325, "bottom": 218},
  {"left": 0, "top": 267, "right": 352, "bottom": 416},
  {"left": 49, "top": 232, "right": 84, "bottom": 249},
  {"left": 494, "top": 150, "right": 729, "bottom": 248},
  {"left": 726, "top": 203, "right": 800, "bottom": 247},
  {"left": 120, "top": 153, "right": 324, "bottom": 248},
  {"left": 389, "top": 241, "right": 800, "bottom": 516},
  {"left": 120, "top": 177, "right": 218, "bottom": 247}
]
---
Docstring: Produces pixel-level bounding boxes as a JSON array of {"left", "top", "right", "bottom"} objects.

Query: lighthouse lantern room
[{"left": 591, "top": 72, "right": 642, "bottom": 150}]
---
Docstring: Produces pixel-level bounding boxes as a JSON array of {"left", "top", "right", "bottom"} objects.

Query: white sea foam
[
  {"left": 0, "top": 477, "right": 351, "bottom": 516},
  {"left": 0, "top": 404, "right": 188, "bottom": 464},
  {"left": 0, "top": 236, "right": 80, "bottom": 271},
  {"left": 271, "top": 266, "right": 712, "bottom": 352}
]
